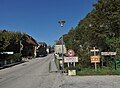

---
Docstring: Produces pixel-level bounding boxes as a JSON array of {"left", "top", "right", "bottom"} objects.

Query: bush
[
  {"left": 8, "top": 53, "right": 22, "bottom": 62},
  {"left": 14, "top": 53, "right": 22, "bottom": 62}
]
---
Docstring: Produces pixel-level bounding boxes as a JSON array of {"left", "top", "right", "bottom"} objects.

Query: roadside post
[
  {"left": 58, "top": 20, "right": 65, "bottom": 73},
  {"left": 64, "top": 49, "right": 78, "bottom": 75},
  {"left": 90, "top": 47, "right": 100, "bottom": 70}
]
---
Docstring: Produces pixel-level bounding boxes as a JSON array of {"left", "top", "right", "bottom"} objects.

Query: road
[
  {"left": 1, "top": 54, "right": 120, "bottom": 88},
  {"left": 61, "top": 75, "right": 120, "bottom": 88},
  {"left": 0, "top": 54, "right": 61, "bottom": 88}
]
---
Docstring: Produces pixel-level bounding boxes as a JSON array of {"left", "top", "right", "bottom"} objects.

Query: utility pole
[{"left": 58, "top": 20, "right": 65, "bottom": 73}]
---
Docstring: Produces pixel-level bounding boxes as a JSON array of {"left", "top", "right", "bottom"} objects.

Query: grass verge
[
  {"left": 77, "top": 67, "right": 120, "bottom": 76},
  {"left": 54, "top": 55, "right": 60, "bottom": 70}
]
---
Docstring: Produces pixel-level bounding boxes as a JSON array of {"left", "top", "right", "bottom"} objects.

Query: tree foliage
[
  {"left": 63, "top": 0, "right": 120, "bottom": 67},
  {"left": 0, "top": 30, "right": 22, "bottom": 52}
]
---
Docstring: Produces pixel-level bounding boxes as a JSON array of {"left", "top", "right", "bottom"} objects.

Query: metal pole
[
  {"left": 62, "top": 35, "right": 64, "bottom": 73},
  {"left": 58, "top": 20, "right": 65, "bottom": 73}
]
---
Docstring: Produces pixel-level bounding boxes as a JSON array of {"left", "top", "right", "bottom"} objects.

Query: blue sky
[{"left": 0, "top": 0, "right": 96, "bottom": 45}]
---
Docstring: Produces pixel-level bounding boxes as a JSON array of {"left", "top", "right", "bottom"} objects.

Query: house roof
[{"left": 24, "top": 34, "right": 38, "bottom": 46}]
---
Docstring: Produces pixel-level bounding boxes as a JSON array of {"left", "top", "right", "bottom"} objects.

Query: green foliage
[
  {"left": 63, "top": 0, "right": 120, "bottom": 69},
  {"left": 8, "top": 53, "right": 22, "bottom": 62},
  {"left": 105, "top": 37, "right": 120, "bottom": 51},
  {"left": 63, "top": 28, "right": 76, "bottom": 50},
  {"left": 77, "top": 67, "right": 120, "bottom": 76},
  {"left": 0, "top": 30, "right": 22, "bottom": 51}
]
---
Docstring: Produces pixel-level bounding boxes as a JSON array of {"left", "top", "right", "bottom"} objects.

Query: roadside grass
[
  {"left": 77, "top": 67, "right": 120, "bottom": 76},
  {"left": 49, "top": 61, "right": 51, "bottom": 72},
  {"left": 54, "top": 55, "right": 60, "bottom": 70}
]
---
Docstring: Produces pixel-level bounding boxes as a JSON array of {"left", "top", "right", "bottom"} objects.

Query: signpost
[
  {"left": 65, "top": 49, "right": 78, "bottom": 67},
  {"left": 65, "top": 49, "right": 78, "bottom": 75},
  {"left": 90, "top": 47, "right": 99, "bottom": 56},
  {"left": 90, "top": 47, "right": 100, "bottom": 70}
]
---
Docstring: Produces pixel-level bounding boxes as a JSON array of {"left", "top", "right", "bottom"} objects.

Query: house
[
  {"left": 0, "top": 30, "right": 38, "bottom": 67},
  {"left": 22, "top": 34, "right": 38, "bottom": 58}
]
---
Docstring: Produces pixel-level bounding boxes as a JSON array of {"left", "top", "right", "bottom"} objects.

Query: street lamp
[
  {"left": 58, "top": 20, "right": 65, "bottom": 27},
  {"left": 58, "top": 20, "right": 65, "bottom": 73}
]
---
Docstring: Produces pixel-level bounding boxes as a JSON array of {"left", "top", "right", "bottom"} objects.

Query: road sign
[
  {"left": 101, "top": 52, "right": 116, "bottom": 56},
  {"left": 64, "top": 57, "right": 78, "bottom": 63},
  {"left": 90, "top": 55, "right": 100, "bottom": 70},
  {"left": 67, "top": 49, "right": 75, "bottom": 57},
  {"left": 68, "top": 70, "right": 76, "bottom": 76},
  {"left": 0, "top": 52, "right": 14, "bottom": 54},
  {"left": 90, "top": 56, "right": 100, "bottom": 63},
  {"left": 66, "top": 49, "right": 78, "bottom": 75},
  {"left": 55, "top": 45, "right": 67, "bottom": 54},
  {"left": 90, "top": 49, "right": 99, "bottom": 52}
]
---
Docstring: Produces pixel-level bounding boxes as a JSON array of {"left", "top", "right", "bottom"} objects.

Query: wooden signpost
[{"left": 90, "top": 47, "right": 100, "bottom": 70}]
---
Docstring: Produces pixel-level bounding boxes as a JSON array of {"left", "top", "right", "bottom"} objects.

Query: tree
[
  {"left": 0, "top": 30, "right": 22, "bottom": 52},
  {"left": 63, "top": 0, "right": 120, "bottom": 68}
]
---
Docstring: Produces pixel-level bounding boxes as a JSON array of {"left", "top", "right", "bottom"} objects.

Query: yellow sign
[
  {"left": 90, "top": 56, "right": 100, "bottom": 63},
  {"left": 68, "top": 70, "right": 76, "bottom": 76}
]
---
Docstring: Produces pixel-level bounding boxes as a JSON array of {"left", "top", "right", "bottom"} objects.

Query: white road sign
[
  {"left": 64, "top": 57, "right": 78, "bottom": 63},
  {"left": 0, "top": 52, "right": 14, "bottom": 54},
  {"left": 54, "top": 45, "right": 67, "bottom": 54},
  {"left": 101, "top": 52, "right": 116, "bottom": 56}
]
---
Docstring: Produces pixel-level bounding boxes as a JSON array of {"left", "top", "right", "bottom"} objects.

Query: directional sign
[
  {"left": 90, "top": 49, "right": 99, "bottom": 52},
  {"left": 90, "top": 47, "right": 99, "bottom": 52},
  {"left": 67, "top": 49, "right": 75, "bottom": 57},
  {"left": 101, "top": 52, "right": 116, "bottom": 56}
]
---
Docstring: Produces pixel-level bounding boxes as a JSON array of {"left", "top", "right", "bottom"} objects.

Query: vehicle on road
[{"left": 36, "top": 42, "right": 47, "bottom": 57}]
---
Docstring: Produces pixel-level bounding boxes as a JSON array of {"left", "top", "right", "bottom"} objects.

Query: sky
[{"left": 0, "top": 0, "right": 96, "bottom": 45}]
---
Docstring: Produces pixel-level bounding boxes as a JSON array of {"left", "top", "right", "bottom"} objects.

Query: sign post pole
[
  {"left": 95, "top": 62, "right": 97, "bottom": 70},
  {"left": 58, "top": 20, "right": 65, "bottom": 73},
  {"left": 68, "top": 63, "right": 69, "bottom": 67},
  {"left": 74, "top": 62, "right": 75, "bottom": 67},
  {"left": 90, "top": 47, "right": 100, "bottom": 70}
]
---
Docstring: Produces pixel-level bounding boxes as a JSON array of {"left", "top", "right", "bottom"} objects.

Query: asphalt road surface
[
  {"left": 0, "top": 54, "right": 61, "bottom": 88},
  {"left": 61, "top": 75, "right": 120, "bottom": 88},
  {"left": 0, "top": 54, "right": 120, "bottom": 88}
]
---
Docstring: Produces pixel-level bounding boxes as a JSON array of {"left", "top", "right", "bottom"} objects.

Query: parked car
[{"left": 37, "top": 42, "right": 47, "bottom": 57}]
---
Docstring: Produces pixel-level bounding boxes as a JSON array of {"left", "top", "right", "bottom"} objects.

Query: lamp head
[{"left": 58, "top": 20, "right": 65, "bottom": 27}]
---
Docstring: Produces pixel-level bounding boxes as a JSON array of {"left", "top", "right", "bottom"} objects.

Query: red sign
[{"left": 67, "top": 49, "right": 75, "bottom": 57}]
